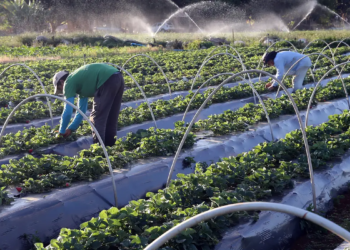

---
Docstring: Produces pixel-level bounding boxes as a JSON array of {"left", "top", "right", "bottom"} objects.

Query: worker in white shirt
[{"left": 264, "top": 51, "right": 312, "bottom": 93}]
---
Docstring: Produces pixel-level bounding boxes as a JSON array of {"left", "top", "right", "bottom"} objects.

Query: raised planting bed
[
  {"left": 0, "top": 72, "right": 346, "bottom": 164},
  {"left": 0, "top": 93, "right": 349, "bottom": 250},
  {"left": 289, "top": 185, "right": 350, "bottom": 250},
  {"left": 0, "top": 73, "right": 349, "bottom": 201},
  {"left": 32, "top": 108, "right": 350, "bottom": 250},
  {"left": 0, "top": 43, "right": 346, "bottom": 126}
]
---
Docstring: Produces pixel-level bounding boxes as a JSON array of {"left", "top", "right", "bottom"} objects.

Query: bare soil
[{"left": 290, "top": 186, "right": 350, "bottom": 250}]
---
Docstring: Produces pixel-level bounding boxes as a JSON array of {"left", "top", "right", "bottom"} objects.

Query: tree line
[{"left": 0, "top": 0, "right": 349, "bottom": 34}]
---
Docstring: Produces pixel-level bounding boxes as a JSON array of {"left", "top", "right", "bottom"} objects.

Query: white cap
[{"left": 53, "top": 71, "right": 69, "bottom": 95}]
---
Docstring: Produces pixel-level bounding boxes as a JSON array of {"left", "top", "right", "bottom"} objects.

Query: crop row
[
  {"left": 34, "top": 108, "right": 350, "bottom": 250},
  {"left": 0, "top": 46, "right": 346, "bottom": 119},
  {"left": 0, "top": 45, "right": 344, "bottom": 98},
  {"left": 0, "top": 126, "right": 195, "bottom": 194},
  {"left": 0, "top": 45, "right": 346, "bottom": 127},
  {"left": 0, "top": 55, "right": 348, "bottom": 130},
  {"left": 0, "top": 38, "right": 340, "bottom": 57},
  {"left": 0, "top": 74, "right": 349, "bottom": 201},
  {"left": 1, "top": 73, "right": 349, "bottom": 160}
]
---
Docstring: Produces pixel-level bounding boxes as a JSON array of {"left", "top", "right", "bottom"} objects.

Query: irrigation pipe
[
  {"left": 122, "top": 54, "right": 172, "bottom": 96},
  {"left": 181, "top": 72, "right": 275, "bottom": 141},
  {"left": 0, "top": 94, "right": 119, "bottom": 207},
  {"left": 102, "top": 62, "right": 158, "bottom": 129},
  {"left": 305, "top": 61, "right": 350, "bottom": 128},
  {"left": 166, "top": 69, "right": 317, "bottom": 212},
  {"left": 0, "top": 63, "right": 54, "bottom": 128},
  {"left": 144, "top": 202, "right": 350, "bottom": 250}
]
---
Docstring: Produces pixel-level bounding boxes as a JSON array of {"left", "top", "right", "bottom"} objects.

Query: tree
[{"left": 0, "top": 0, "right": 47, "bottom": 33}]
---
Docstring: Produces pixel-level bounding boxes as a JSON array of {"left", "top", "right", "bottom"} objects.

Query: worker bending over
[
  {"left": 52, "top": 63, "right": 124, "bottom": 147},
  {"left": 264, "top": 51, "right": 312, "bottom": 93}
]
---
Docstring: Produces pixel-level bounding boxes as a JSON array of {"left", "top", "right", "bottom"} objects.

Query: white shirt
[{"left": 272, "top": 51, "right": 312, "bottom": 84}]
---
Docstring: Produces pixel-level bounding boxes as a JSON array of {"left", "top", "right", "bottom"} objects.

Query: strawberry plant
[
  {"left": 0, "top": 186, "right": 13, "bottom": 205},
  {"left": 37, "top": 110, "right": 350, "bottom": 249}
]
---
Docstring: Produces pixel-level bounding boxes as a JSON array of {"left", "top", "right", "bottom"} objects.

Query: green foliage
[
  {"left": 39, "top": 109, "right": 350, "bottom": 249},
  {"left": 0, "top": 126, "right": 195, "bottom": 194},
  {"left": 0, "top": 186, "right": 13, "bottom": 205}
]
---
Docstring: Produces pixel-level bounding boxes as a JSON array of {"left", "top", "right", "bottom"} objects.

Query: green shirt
[{"left": 64, "top": 63, "right": 119, "bottom": 98}]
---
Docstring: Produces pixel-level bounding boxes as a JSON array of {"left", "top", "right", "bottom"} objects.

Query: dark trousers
[{"left": 90, "top": 73, "right": 124, "bottom": 147}]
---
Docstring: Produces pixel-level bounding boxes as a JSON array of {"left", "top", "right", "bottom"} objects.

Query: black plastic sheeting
[
  {"left": 0, "top": 76, "right": 269, "bottom": 135},
  {"left": 335, "top": 242, "right": 350, "bottom": 250},
  {"left": 0, "top": 94, "right": 348, "bottom": 250},
  {"left": 124, "top": 76, "right": 269, "bottom": 109},
  {"left": 0, "top": 81, "right": 275, "bottom": 159},
  {"left": 4, "top": 73, "right": 347, "bottom": 159},
  {"left": 216, "top": 144, "right": 350, "bottom": 250}
]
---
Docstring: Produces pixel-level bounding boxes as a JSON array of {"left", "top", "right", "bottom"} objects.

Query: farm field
[{"left": 2, "top": 33, "right": 350, "bottom": 250}]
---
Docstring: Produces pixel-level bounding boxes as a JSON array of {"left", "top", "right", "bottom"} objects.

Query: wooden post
[
  {"left": 267, "top": 33, "right": 269, "bottom": 47},
  {"left": 232, "top": 28, "right": 234, "bottom": 44}
]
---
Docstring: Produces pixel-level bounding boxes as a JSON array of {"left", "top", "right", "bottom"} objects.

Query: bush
[{"left": 184, "top": 40, "right": 202, "bottom": 50}]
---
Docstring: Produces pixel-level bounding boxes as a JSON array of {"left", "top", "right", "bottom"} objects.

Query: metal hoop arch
[
  {"left": 265, "top": 40, "right": 298, "bottom": 53},
  {"left": 334, "top": 37, "right": 350, "bottom": 56},
  {"left": 122, "top": 54, "right": 172, "bottom": 96},
  {"left": 257, "top": 40, "right": 298, "bottom": 82},
  {"left": 190, "top": 52, "right": 251, "bottom": 91},
  {"left": 144, "top": 202, "right": 350, "bottom": 250},
  {"left": 0, "top": 63, "right": 54, "bottom": 127},
  {"left": 305, "top": 61, "right": 350, "bottom": 128},
  {"left": 205, "top": 45, "right": 244, "bottom": 65},
  {"left": 166, "top": 69, "right": 317, "bottom": 212},
  {"left": 257, "top": 40, "right": 298, "bottom": 73},
  {"left": 0, "top": 94, "right": 118, "bottom": 206},
  {"left": 102, "top": 63, "right": 158, "bottom": 130},
  {"left": 276, "top": 48, "right": 296, "bottom": 52},
  {"left": 181, "top": 72, "right": 274, "bottom": 141},
  {"left": 313, "top": 41, "right": 350, "bottom": 72},
  {"left": 302, "top": 39, "right": 334, "bottom": 56}
]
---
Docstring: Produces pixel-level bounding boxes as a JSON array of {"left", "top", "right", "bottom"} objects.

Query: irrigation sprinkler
[
  {"left": 102, "top": 63, "right": 158, "bottom": 129},
  {"left": 0, "top": 63, "right": 54, "bottom": 128},
  {"left": 0, "top": 94, "right": 119, "bottom": 207},
  {"left": 274, "top": 53, "right": 350, "bottom": 111},
  {"left": 144, "top": 202, "right": 350, "bottom": 250},
  {"left": 181, "top": 72, "right": 275, "bottom": 141},
  {"left": 122, "top": 54, "right": 172, "bottom": 96},
  {"left": 166, "top": 69, "right": 317, "bottom": 212},
  {"left": 305, "top": 61, "right": 350, "bottom": 128}
]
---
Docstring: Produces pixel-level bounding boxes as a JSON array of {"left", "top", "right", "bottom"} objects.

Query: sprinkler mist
[
  {"left": 164, "top": 0, "right": 204, "bottom": 33},
  {"left": 292, "top": 0, "right": 317, "bottom": 30},
  {"left": 153, "top": 1, "right": 208, "bottom": 36}
]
